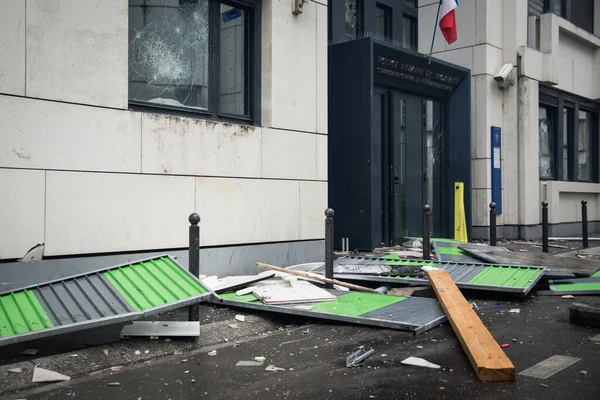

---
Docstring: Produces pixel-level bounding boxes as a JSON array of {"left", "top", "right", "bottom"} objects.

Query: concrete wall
[{"left": 0, "top": 0, "right": 328, "bottom": 260}]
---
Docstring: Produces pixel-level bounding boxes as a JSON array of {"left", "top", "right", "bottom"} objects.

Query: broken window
[
  {"left": 577, "top": 110, "right": 592, "bottom": 181},
  {"left": 539, "top": 105, "right": 556, "bottom": 179},
  {"left": 539, "top": 88, "right": 599, "bottom": 183},
  {"left": 345, "top": 0, "right": 361, "bottom": 39},
  {"left": 128, "top": 0, "right": 255, "bottom": 120}
]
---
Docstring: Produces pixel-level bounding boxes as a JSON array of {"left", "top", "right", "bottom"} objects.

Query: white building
[
  {"left": 0, "top": 0, "right": 328, "bottom": 272},
  {"left": 419, "top": 0, "right": 600, "bottom": 239},
  {"left": 1, "top": 0, "right": 599, "bottom": 265}
]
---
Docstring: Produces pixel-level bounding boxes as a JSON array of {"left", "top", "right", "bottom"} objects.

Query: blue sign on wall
[{"left": 491, "top": 126, "right": 502, "bottom": 215}]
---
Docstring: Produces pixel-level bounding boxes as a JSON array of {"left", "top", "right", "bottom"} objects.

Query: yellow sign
[{"left": 454, "top": 182, "right": 468, "bottom": 243}]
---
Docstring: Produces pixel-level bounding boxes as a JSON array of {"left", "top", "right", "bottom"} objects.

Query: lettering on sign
[{"left": 376, "top": 56, "right": 460, "bottom": 91}]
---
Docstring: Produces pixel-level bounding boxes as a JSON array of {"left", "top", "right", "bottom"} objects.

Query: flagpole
[{"left": 428, "top": 1, "right": 442, "bottom": 64}]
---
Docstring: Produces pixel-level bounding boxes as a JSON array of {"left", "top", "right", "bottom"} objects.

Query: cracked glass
[
  {"left": 539, "top": 105, "right": 556, "bottom": 179},
  {"left": 129, "top": 0, "right": 210, "bottom": 111}
]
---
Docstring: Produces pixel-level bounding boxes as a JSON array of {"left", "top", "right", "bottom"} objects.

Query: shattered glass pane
[
  {"left": 129, "top": 0, "right": 209, "bottom": 110},
  {"left": 345, "top": 0, "right": 358, "bottom": 39},
  {"left": 577, "top": 110, "right": 590, "bottom": 181},
  {"left": 538, "top": 106, "right": 556, "bottom": 179},
  {"left": 219, "top": 5, "right": 247, "bottom": 116}
]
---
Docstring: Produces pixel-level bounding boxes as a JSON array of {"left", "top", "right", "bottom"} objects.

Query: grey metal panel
[
  {"left": 433, "top": 241, "right": 483, "bottom": 264},
  {"left": 0, "top": 255, "right": 215, "bottom": 347},
  {"left": 212, "top": 291, "right": 446, "bottom": 335},
  {"left": 34, "top": 274, "right": 133, "bottom": 326},
  {"left": 360, "top": 297, "right": 446, "bottom": 328},
  {"left": 443, "top": 264, "right": 487, "bottom": 282}
]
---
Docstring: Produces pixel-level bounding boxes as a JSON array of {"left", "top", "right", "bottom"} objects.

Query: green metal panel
[
  {"left": 468, "top": 266, "right": 543, "bottom": 288},
  {"left": 218, "top": 291, "right": 406, "bottom": 316},
  {"left": 310, "top": 292, "right": 406, "bottom": 316},
  {"left": 437, "top": 247, "right": 465, "bottom": 256},
  {"left": 104, "top": 256, "right": 208, "bottom": 312},
  {"left": 0, "top": 290, "right": 53, "bottom": 337}
]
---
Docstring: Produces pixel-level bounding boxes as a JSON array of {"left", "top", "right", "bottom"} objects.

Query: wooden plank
[{"left": 427, "top": 269, "right": 516, "bottom": 381}]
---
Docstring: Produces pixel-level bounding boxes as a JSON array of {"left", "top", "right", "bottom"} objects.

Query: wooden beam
[{"left": 427, "top": 269, "right": 516, "bottom": 381}]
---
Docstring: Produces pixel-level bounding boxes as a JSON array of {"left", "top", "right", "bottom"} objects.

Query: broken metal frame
[
  {"left": 213, "top": 293, "right": 447, "bottom": 335},
  {"left": 536, "top": 277, "right": 600, "bottom": 295},
  {"left": 315, "top": 256, "right": 546, "bottom": 295},
  {"left": 0, "top": 254, "right": 216, "bottom": 347}
]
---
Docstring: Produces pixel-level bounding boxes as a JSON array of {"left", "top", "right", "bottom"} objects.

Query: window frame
[
  {"left": 539, "top": 86, "right": 600, "bottom": 183},
  {"left": 128, "top": 0, "right": 261, "bottom": 126}
]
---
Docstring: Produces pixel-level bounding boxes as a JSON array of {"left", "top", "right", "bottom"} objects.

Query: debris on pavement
[
  {"left": 107, "top": 382, "right": 121, "bottom": 387},
  {"left": 236, "top": 360, "right": 265, "bottom": 367},
  {"left": 120, "top": 321, "right": 200, "bottom": 338},
  {"left": 251, "top": 279, "right": 337, "bottom": 305},
  {"left": 265, "top": 365, "right": 286, "bottom": 372},
  {"left": 400, "top": 356, "right": 440, "bottom": 369},
  {"left": 228, "top": 324, "right": 239, "bottom": 329},
  {"left": 208, "top": 271, "right": 276, "bottom": 293},
  {"left": 562, "top": 295, "right": 576, "bottom": 299},
  {"left": 387, "top": 287, "right": 415, "bottom": 297},
  {"left": 8, "top": 368, "right": 22, "bottom": 373},
  {"left": 590, "top": 334, "right": 600, "bottom": 342},
  {"left": 254, "top": 357, "right": 266, "bottom": 362},
  {"left": 257, "top": 262, "right": 380, "bottom": 294},
  {"left": 103, "top": 349, "right": 109, "bottom": 355},
  {"left": 235, "top": 315, "right": 246, "bottom": 322},
  {"left": 508, "top": 309, "right": 520, "bottom": 313},
  {"left": 346, "top": 348, "right": 375, "bottom": 367},
  {"left": 208, "top": 350, "right": 217, "bottom": 356},
  {"left": 32, "top": 366, "right": 71, "bottom": 383},
  {"left": 459, "top": 244, "right": 600, "bottom": 277},
  {"left": 501, "top": 344, "right": 510, "bottom": 349},
  {"left": 569, "top": 302, "right": 600, "bottom": 327},
  {"left": 236, "top": 286, "right": 257, "bottom": 296},
  {"left": 519, "top": 355, "right": 580, "bottom": 379}
]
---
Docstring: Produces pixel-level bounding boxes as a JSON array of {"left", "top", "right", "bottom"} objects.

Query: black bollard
[
  {"left": 582, "top": 200, "right": 589, "bottom": 249},
  {"left": 541, "top": 201, "right": 549, "bottom": 253},
  {"left": 423, "top": 205, "right": 431, "bottom": 260},
  {"left": 324, "top": 209, "right": 335, "bottom": 289},
  {"left": 188, "top": 213, "right": 201, "bottom": 322},
  {"left": 489, "top": 202, "right": 497, "bottom": 246}
]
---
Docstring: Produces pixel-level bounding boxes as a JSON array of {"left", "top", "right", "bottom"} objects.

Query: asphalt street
[{"left": 5, "top": 294, "right": 600, "bottom": 400}]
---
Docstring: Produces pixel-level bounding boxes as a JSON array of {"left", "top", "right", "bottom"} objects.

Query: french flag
[{"left": 439, "top": 0, "right": 458, "bottom": 44}]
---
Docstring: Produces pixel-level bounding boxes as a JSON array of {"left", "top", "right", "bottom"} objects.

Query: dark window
[
  {"left": 128, "top": 0, "right": 257, "bottom": 122},
  {"left": 570, "top": 0, "right": 594, "bottom": 34},
  {"left": 345, "top": 0, "right": 362, "bottom": 39},
  {"left": 375, "top": 4, "right": 392, "bottom": 40},
  {"left": 539, "top": 105, "right": 557, "bottom": 179},
  {"left": 561, "top": 107, "right": 573, "bottom": 180},
  {"left": 528, "top": 0, "right": 594, "bottom": 33},
  {"left": 577, "top": 110, "right": 593, "bottom": 181},
  {"left": 402, "top": 15, "right": 417, "bottom": 50},
  {"left": 539, "top": 87, "right": 599, "bottom": 183}
]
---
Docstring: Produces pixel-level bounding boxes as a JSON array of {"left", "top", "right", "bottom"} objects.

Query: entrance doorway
[{"left": 373, "top": 87, "right": 447, "bottom": 245}]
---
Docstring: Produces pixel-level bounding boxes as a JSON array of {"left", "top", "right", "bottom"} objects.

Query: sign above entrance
[
  {"left": 376, "top": 57, "right": 459, "bottom": 91},
  {"left": 373, "top": 43, "right": 467, "bottom": 100}
]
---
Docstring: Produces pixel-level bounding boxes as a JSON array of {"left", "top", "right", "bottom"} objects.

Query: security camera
[{"left": 493, "top": 63, "right": 515, "bottom": 89}]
